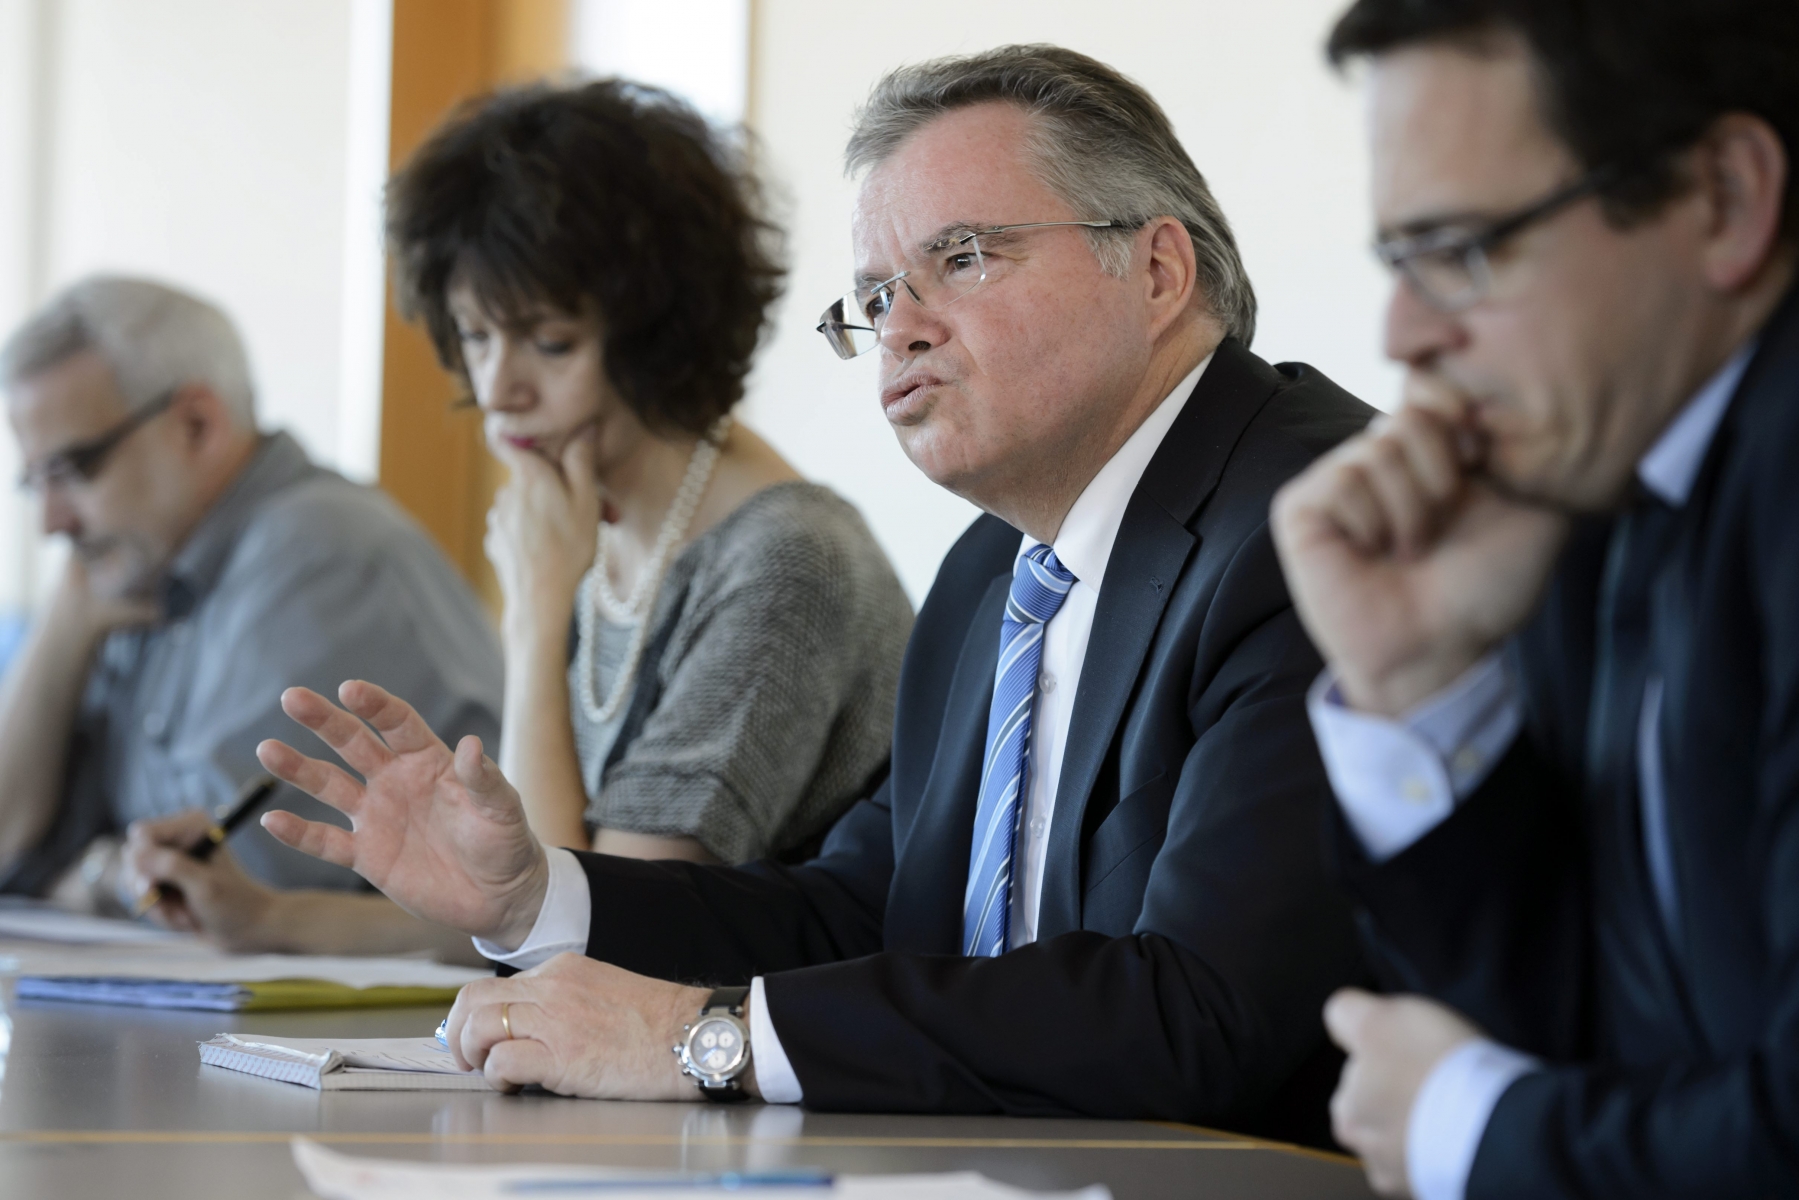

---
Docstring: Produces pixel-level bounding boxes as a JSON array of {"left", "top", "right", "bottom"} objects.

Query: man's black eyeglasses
[
  {"left": 18, "top": 387, "right": 179, "bottom": 494},
  {"left": 1374, "top": 167, "right": 1619, "bottom": 313}
]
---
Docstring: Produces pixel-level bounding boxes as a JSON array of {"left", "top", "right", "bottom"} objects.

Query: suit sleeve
[
  {"left": 573, "top": 775, "right": 895, "bottom": 984},
  {"left": 1328, "top": 738, "right": 1593, "bottom": 1054},
  {"left": 761, "top": 527, "right": 1365, "bottom": 1126},
  {"left": 1325, "top": 526, "right": 1603, "bottom": 1057}
]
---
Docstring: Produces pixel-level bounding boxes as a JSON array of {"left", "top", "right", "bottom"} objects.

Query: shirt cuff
[
  {"left": 1407, "top": 1039, "right": 1540, "bottom": 1200},
  {"left": 1306, "top": 654, "right": 1521, "bottom": 862},
  {"left": 749, "top": 976, "right": 803, "bottom": 1104},
  {"left": 470, "top": 846, "right": 592, "bottom": 969}
]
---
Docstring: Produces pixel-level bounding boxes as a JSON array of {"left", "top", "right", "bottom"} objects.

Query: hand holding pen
[{"left": 129, "top": 774, "right": 280, "bottom": 918}]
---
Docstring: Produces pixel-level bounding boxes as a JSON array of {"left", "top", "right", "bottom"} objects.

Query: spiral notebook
[{"left": 198, "top": 1034, "right": 493, "bottom": 1091}]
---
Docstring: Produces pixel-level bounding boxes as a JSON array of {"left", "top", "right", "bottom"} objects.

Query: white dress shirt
[
  {"left": 1306, "top": 343, "right": 1755, "bottom": 1200},
  {"left": 1007, "top": 352, "right": 1210, "bottom": 948},
  {"left": 479, "top": 352, "right": 1214, "bottom": 1105}
]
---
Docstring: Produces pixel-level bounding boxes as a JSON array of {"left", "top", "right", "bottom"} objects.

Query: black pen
[{"left": 132, "top": 773, "right": 280, "bottom": 917}]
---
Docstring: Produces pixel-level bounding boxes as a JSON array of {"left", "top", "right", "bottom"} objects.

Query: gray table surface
[{"left": 0, "top": 977, "right": 1375, "bottom": 1199}]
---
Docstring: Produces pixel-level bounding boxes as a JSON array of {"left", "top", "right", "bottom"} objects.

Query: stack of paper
[
  {"left": 8, "top": 949, "right": 486, "bottom": 1011},
  {"left": 200, "top": 1034, "right": 491, "bottom": 1091},
  {"left": 293, "top": 1139, "right": 1113, "bottom": 1200},
  {"left": 0, "top": 897, "right": 483, "bottom": 1011},
  {"left": 24, "top": 978, "right": 286, "bottom": 1010}
]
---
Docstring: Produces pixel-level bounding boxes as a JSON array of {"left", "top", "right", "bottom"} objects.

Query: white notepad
[{"left": 198, "top": 1034, "right": 492, "bottom": 1091}]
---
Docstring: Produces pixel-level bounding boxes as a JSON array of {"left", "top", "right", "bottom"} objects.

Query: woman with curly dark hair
[{"left": 122, "top": 81, "right": 912, "bottom": 958}]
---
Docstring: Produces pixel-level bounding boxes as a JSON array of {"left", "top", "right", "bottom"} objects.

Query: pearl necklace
[{"left": 575, "top": 416, "right": 731, "bottom": 726}]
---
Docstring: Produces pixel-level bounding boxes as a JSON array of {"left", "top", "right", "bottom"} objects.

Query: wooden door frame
[{"left": 377, "top": 0, "right": 569, "bottom": 612}]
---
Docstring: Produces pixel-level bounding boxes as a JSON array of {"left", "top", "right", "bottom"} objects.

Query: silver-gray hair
[
  {"left": 846, "top": 44, "right": 1257, "bottom": 346},
  {"left": 0, "top": 275, "right": 257, "bottom": 426}
]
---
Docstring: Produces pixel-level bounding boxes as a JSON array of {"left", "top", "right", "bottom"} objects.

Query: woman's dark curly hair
[{"left": 386, "top": 80, "right": 786, "bottom": 435}]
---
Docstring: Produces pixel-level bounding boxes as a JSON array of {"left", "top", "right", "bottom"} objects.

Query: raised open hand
[{"left": 255, "top": 681, "right": 549, "bottom": 948}]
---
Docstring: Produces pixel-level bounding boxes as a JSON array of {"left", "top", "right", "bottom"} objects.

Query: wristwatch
[{"left": 673, "top": 986, "right": 752, "bottom": 1101}]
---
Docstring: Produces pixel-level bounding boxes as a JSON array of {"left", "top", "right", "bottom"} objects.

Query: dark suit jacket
[
  {"left": 575, "top": 339, "right": 1372, "bottom": 1138},
  {"left": 1333, "top": 286, "right": 1799, "bottom": 1196}
]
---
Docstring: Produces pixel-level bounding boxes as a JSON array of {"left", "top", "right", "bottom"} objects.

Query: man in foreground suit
[
  {"left": 256, "top": 46, "right": 1370, "bottom": 1134},
  {"left": 1272, "top": 1, "right": 1799, "bottom": 1195}
]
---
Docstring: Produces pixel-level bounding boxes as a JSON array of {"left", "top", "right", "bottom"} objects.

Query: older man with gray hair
[
  {"left": 0, "top": 275, "right": 502, "bottom": 906},
  {"left": 251, "top": 46, "right": 1371, "bottom": 1139}
]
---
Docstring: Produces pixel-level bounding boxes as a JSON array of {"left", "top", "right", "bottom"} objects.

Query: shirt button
[
  {"left": 142, "top": 712, "right": 167, "bottom": 738},
  {"left": 1401, "top": 776, "right": 1433, "bottom": 804},
  {"left": 1038, "top": 672, "right": 1056, "bottom": 694},
  {"left": 1029, "top": 816, "right": 1047, "bottom": 838},
  {"left": 1451, "top": 746, "right": 1484, "bottom": 775}
]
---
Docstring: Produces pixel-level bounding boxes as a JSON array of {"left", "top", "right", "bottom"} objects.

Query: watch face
[{"left": 688, "top": 1015, "right": 747, "bottom": 1080}]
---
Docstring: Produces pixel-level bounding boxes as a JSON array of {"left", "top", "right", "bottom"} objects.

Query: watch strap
[
  {"left": 703, "top": 985, "right": 750, "bottom": 1017},
  {"left": 702, "top": 1079, "right": 752, "bottom": 1102}
]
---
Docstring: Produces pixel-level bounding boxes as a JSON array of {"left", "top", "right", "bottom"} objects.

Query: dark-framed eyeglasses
[
  {"left": 817, "top": 220, "right": 1127, "bottom": 360},
  {"left": 1373, "top": 167, "right": 1619, "bottom": 313},
  {"left": 17, "top": 387, "right": 180, "bottom": 494}
]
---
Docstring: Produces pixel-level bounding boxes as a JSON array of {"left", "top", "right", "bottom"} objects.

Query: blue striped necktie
[{"left": 962, "top": 543, "right": 1076, "bottom": 957}]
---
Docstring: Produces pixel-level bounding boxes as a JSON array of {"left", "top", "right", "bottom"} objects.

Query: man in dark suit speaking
[
  {"left": 255, "top": 45, "right": 1371, "bottom": 1136},
  {"left": 1272, "top": 1, "right": 1799, "bottom": 1196}
]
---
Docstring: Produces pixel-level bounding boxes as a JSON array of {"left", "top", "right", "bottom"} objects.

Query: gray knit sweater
[{"left": 569, "top": 482, "right": 913, "bottom": 862}]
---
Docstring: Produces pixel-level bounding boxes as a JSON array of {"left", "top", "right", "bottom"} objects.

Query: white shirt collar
[
  {"left": 1019, "top": 352, "right": 1213, "bottom": 588},
  {"left": 1637, "top": 342, "right": 1755, "bottom": 506}
]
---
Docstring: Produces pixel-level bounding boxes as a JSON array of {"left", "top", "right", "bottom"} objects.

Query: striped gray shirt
[{"left": 570, "top": 482, "right": 913, "bottom": 863}]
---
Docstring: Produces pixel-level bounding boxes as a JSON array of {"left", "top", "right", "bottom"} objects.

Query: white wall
[
  {"left": 0, "top": 0, "right": 47, "bottom": 618},
  {"left": 740, "top": 0, "right": 1398, "bottom": 602},
  {"left": 0, "top": 0, "right": 391, "bottom": 617},
  {"left": 572, "top": 0, "right": 749, "bottom": 126},
  {"left": 1, "top": 0, "right": 1396, "bottom": 616}
]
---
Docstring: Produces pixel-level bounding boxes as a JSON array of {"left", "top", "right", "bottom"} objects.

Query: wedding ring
[{"left": 499, "top": 1002, "right": 513, "bottom": 1041}]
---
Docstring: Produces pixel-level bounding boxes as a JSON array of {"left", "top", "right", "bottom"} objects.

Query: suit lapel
[
  {"left": 1035, "top": 339, "right": 1288, "bottom": 937},
  {"left": 884, "top": 571, "right": 1012, "bottom": 953}
]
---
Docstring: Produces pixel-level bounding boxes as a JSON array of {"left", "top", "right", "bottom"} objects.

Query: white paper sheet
[
  {"left": 0, "top": 900, "right": 190, "bottom": 945},
  {"left": 292, "top": 1139, "right": 1113, "bottom": 1200}
]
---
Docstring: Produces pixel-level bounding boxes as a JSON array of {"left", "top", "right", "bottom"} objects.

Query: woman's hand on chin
[{"left": 487, "top": 432, "right": 601, "bottom": 636}]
